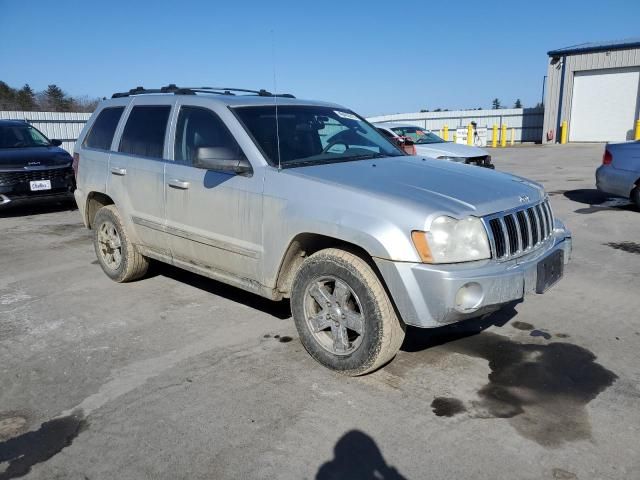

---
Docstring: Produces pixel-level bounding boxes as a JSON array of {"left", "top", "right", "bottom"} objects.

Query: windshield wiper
[{"left": 341, "top": 153, "right": 393, "bottom": 161}]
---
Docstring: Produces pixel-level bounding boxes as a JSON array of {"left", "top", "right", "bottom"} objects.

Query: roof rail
[{"left": 111, "top": 84, "right": 295, "bottom": 99}]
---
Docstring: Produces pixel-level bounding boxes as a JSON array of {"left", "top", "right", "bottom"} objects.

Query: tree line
[
  {"left": 420, "top": 99, "right": 544, "bottom": 112},
  {"left": 0, "top": 81, "right": 101, "bottom": 112}
]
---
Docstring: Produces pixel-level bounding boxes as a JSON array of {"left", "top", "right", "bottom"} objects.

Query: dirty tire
[
  {"left": 93, "top": 205, "right": 148, "bottom": 282},
  {"left": 631, "top": 186, "right": 640, "bottom": 209},
  {"left": 291, "top": 248, "right": 405, "bottom": 376}
]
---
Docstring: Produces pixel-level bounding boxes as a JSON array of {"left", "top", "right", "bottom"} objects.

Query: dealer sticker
[{"left": 29, "top": 180, "right": 51, "bottom": 191}]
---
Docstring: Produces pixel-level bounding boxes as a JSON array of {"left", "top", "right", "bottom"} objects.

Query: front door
[{"left": 165, "top": 104, "right": 264, "bottom": 282}]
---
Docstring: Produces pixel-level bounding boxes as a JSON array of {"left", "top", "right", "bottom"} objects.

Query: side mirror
[
  {"left": 50, "top": 139, "right": 63, "bottom": 146},
  {"left": 193, "top": 147, "right": 252, "bottom": 176}
]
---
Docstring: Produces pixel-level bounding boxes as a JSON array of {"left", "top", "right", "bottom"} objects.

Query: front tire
[
  {"left": 631, "top": 186, "right": 640, "bottom": 209},
  {"left": 291, "top": 248, "right": 405, "bottom": 375},
  {"left": 93, "top": 205, "right": 149, "bottom": 282}
]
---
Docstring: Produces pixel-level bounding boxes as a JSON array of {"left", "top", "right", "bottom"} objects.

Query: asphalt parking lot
[{"left": 1, "top": 144, "right": 639, "bottom": 480}]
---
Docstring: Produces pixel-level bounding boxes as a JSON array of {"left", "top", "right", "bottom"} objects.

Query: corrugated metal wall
[
  {"left": 367, "top": 108, "right": 544, "bottom": 143},
  {"left": 543, "top": 47, "right": 640, "bottom": 143},
  {"left": 0, "top": 111, "right": 92, "bottom": 153},
  {"left": 3, "top": 108, "right": 544, "bottom": 150}
]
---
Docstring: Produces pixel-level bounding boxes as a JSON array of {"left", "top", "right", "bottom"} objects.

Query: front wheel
[
  {"left": 291, "top": 248, "right": 405, "bottom": 375},
  {"left": 631, "top": 186, "right": 640, "bottom": 209}
]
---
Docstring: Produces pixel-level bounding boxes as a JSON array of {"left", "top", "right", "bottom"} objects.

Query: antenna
[{"left": 271, "top": 29, "right": 282, "bottom": 170}]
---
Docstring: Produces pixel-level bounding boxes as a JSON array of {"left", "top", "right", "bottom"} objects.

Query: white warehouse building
[{"left": 543, "top": 38, "right": 640, "bottom": 143}]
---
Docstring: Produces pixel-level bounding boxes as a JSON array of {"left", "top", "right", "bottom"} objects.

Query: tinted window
[
  {"left": 84, "top": 107, "right": 124, "bottom": 150},
  {"left": 119, "top": 106, "right": 170, "bottom": 158},
  {"left": 175, "top": 106, "right": 243, "bottom": 164}
]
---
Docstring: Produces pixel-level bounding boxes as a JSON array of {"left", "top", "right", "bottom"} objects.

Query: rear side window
[
  {"left": 84, "top": 107, "right": 124, "bottom": 150},
  {"left": 118, "top": 106, "right": 171, "bottom": 159},
  {"left": 174, "top": 106, "right": 243, "bottom": 164}
]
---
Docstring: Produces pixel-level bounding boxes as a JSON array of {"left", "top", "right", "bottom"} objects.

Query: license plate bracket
[
  {"left": 536, "top": 250, "right": 563, "bottom": 293},
  {"left": 29, "top": 180, "right": 51, "bottom": 191}
]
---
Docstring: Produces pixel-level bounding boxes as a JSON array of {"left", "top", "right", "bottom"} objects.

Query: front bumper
[
  {"left": 0, "top": 166, "right": 75, "bottom": 206},
  {"left": 374, "top": 220, "right": 572, "bottom": 328}
]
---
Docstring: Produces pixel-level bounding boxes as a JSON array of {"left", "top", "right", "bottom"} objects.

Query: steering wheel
[{"left": 322, "top": 141, "right": 349, "bottom": 154}]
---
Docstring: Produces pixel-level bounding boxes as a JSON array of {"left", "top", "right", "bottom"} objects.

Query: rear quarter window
[
  {"left": 83, "top": 107, "right": 125, "bottom": 150},
  {"left": 118, "top": 106, "right": 171, "bottom": 159}
]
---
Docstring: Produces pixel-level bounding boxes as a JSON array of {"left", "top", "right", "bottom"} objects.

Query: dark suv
[{"left": 0, "top": 119, "right": 75, "bottom": 206}]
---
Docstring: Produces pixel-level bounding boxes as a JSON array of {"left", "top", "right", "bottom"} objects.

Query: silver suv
[{"left": 74, "top": 85, "right": 572, "bottom": 375}]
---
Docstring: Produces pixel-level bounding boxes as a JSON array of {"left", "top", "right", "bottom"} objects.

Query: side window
[
  {"left": 174, "top": 106, "right": 243, "bottom": 165},
  {"left": 118, "top": 105, "right": 171, "bottom": 159},
  {"left": 84, "top": 107, "right": 124, "bottom": 150}
]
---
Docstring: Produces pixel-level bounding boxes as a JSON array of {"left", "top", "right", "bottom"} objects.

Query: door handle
[
  {"left": 111, "top": 167, "right": 127, "bottom": 176},
  {"left": 168, "top": 179, "right": 190, "bottom": 190}
]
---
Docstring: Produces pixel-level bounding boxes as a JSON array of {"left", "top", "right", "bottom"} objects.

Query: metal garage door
[{"left": 569, "top": 67, "right": 640, "bottom": 142}]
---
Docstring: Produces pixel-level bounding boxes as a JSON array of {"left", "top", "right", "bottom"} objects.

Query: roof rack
[{"left": 111, "top": 84, "right": 295, "bottom": 99}]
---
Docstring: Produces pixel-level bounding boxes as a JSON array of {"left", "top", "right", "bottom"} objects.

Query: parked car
[
  {"left": 375, "top": 122, "right": 494, "bottom": 168},
  {"left": 596, "top": 141, "right": 640, "bottom": 208},
  {"left": 0, "top": 120, "right": 75, "bottom": 206},
  {"left": 74, "top": 85, "right": 571, "bottom": 375}
]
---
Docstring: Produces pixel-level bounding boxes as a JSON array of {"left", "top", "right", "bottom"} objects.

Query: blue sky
[{"left": 1, "top": 0, "right": 638, "bottom": 116}]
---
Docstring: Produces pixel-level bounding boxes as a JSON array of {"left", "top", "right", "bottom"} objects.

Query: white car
[{"left": 375, "top": 122, "right": 494, "bottom": 168}]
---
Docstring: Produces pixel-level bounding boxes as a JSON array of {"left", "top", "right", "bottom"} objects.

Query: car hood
[
  {"left": 286, "top": 156, "right": 544, "bottom": 217},
  {"left": 414, "top": 142, "right": 487, "bottom": 159},
  {"left": 0, "top": 146, "right": 72, "bottom": 170}
]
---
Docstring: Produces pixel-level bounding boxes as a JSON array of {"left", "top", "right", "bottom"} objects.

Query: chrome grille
[{"left": 484, "top": 199, "right": 555, "bottom": 261}]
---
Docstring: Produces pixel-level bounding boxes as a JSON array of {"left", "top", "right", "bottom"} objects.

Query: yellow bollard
[
  {"left": 491, "top": 124, "right": 498, "bottom": 148},
  {"left": 500, "top": 123, "right": 507, "bottom": 148},
  {"left": 560, "top": 120, "right": 568, "bottom": 144},
  {"left": 453, "top": 133, "right": 457, "bottom": 143},
  {"left": 635, "top": 120, "right": 640, "bottom": 141},
  {"left": 443, "top": 125, "right": 449, "bottom": 141},
  {"left": 467, "top": 123, "right": 473, "bottom": 146},
  {"left": 510, "top": 128, "right": 515, "bottom": 146}
]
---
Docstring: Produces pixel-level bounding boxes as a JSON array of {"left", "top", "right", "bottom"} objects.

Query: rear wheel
[
  {"left": 93, "top": 205, "right": 148, "bottom": 282},
  {"left": 291, "top": 248, "right": 405, "bottom": 375}
]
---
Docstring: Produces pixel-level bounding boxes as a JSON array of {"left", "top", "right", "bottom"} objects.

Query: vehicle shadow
[
  {"left": 562, "top": 188, "right": 636, "bottom": 214},
  {"left": 0, "top": 197, "right": 77, "bottom": 218},
  {"left": 315, "top": 430, "right": 408, "bottom": 480},
  {"left": 150, "top": 262, "right": 292, "bottom": 320},
  {"left": 400, "top": 303, "right": 519, "bottom": 353}
]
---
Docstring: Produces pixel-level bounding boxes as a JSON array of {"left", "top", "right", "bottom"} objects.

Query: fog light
[{"left": 455, "top": 282, "right": 484, "bottom": 313}]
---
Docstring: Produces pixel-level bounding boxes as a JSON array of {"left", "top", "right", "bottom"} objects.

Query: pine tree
[
  {"left": 491, "top": 98, "right": 501, "bottom": 109},
  {"left": 44, "top": 84, "right": 72, "bottom": 111},
  {"left": 0, "top": 81, "right": 18, "bottom": 109},
  {"left": 16, "top": 84, "right": 37, "bottom": 111},
  {"left": 514, "top": 99, "right": 523, "bottom": 108}
]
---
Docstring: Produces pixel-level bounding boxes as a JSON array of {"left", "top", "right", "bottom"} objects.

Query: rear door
[
  {"left": 77, "top": 105, "right": 126, "bottom": 207},
  {"left": 164, "top": 102, "right": 264, "bottom": 281},
  {"left": 108, "top": 98, "right": 174, "bottom": 255}
]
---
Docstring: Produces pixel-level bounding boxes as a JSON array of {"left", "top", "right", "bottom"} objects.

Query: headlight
[
  {"left": 412, "top": 216, "right": 490, "bottom": 263},
  {"left": 436, "top": 156, "right": 467, "bottom": 163}
]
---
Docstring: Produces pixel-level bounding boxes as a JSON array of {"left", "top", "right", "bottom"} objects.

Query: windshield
[
  {"left": 390, "top": 126, "right": 445, "bottom": 145},
  {"left": 0, "top": 124, "right": 51, "bottom": 148},
  {"left": 233, "top": 105, "right": 403, "bottom": 167}
]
